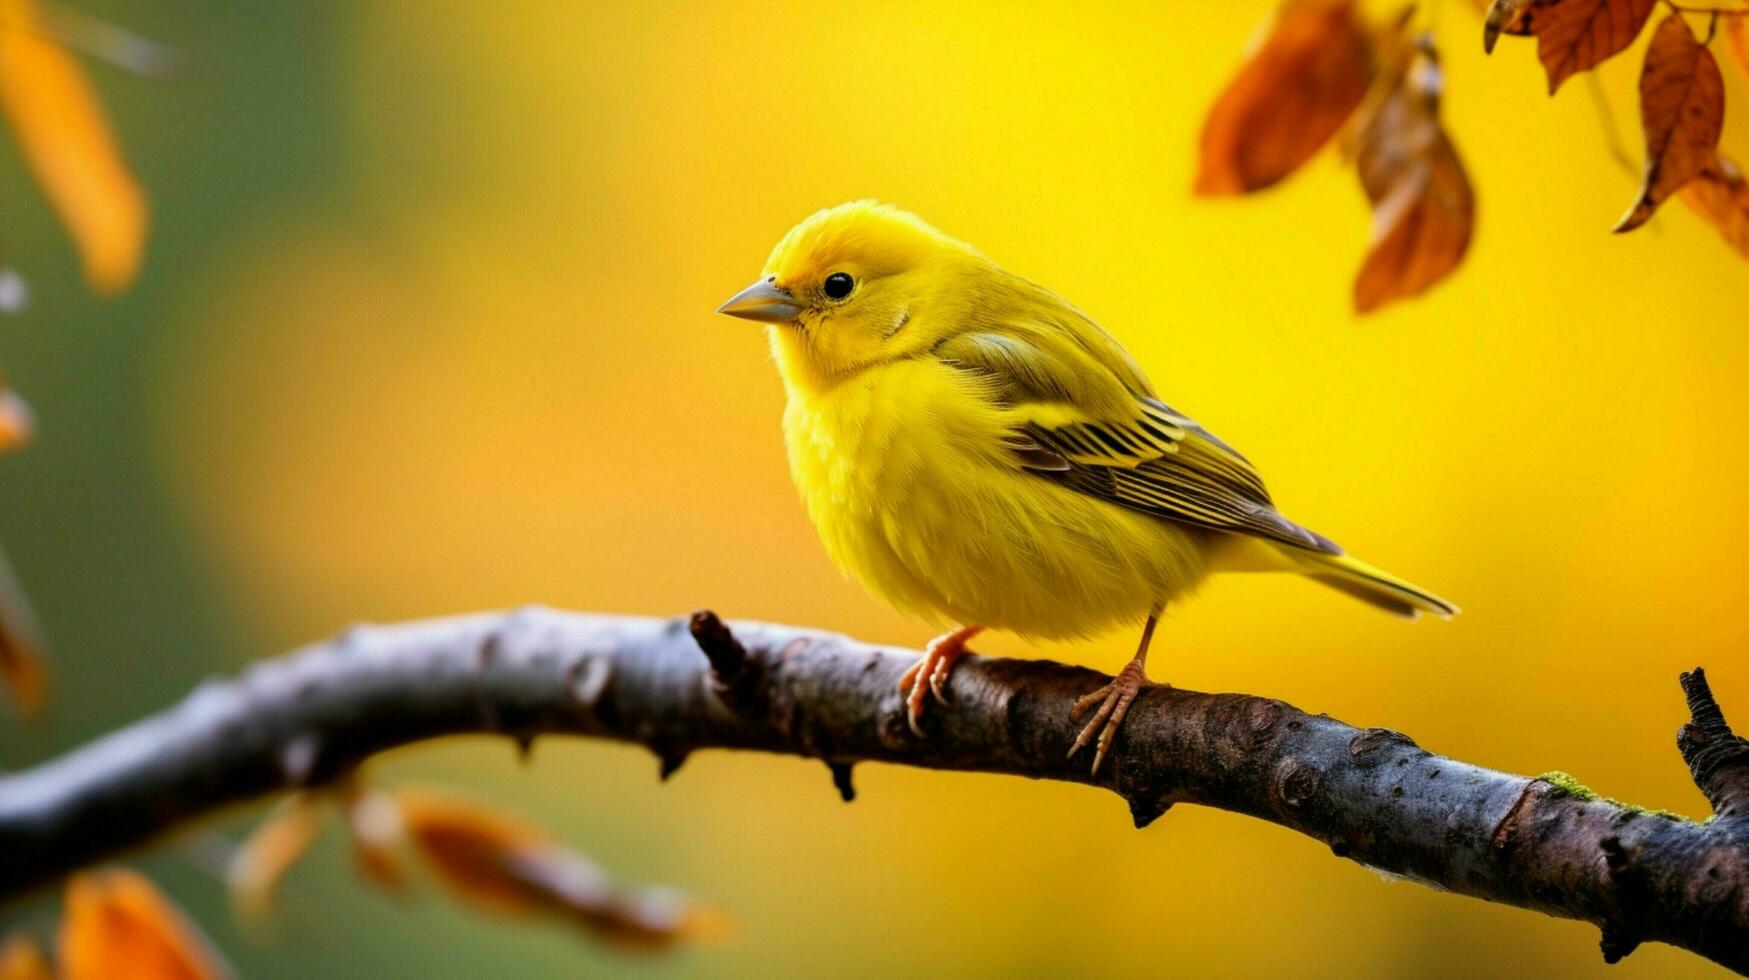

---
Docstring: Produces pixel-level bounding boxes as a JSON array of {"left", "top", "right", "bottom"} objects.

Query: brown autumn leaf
[
  {"left": 0, "top": 0, "right": 147, "bottom": 293},
  {"left": 1527, "top": 0, "right": 1658, "bottom": 93},
  {"left": 393, "top": 787, "right": 722, "bottom": 949},
  {"left": 1680, "top": 152, "right": 1749, "bottom": 258},
  {"left": 60, "top": 870, "right": 229, "bottom": 980},
  {"left": 1195, "top": 0, "right": 1374, "bottom": 195},
  {"left": 1352, "top": 41, "right": 1475, "bottom": 313},
  {"left": 1615, "top": 13, "right": 1723, "bottom": 232},
  {"left": 225, "top": 792, "right": 328, "bottom": 922},
  {"left": 0, "top": 936, "right": 51, "bottom": 980}
]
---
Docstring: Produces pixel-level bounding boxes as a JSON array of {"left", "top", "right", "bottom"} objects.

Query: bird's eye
[{"left": 822, "top": 272, "right": 855, "bottom": 301}]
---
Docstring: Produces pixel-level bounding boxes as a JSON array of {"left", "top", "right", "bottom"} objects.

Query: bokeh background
[{"left": 3, "top": 1, "right": 1748, "bottom": 976}]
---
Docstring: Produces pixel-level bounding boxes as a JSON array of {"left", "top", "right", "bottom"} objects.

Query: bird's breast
[
  {"left": 783, "top": 362, "right": 945, "bottom": 521},
  {"left": 781, "top": 361, "right": 997, "bottom": 612},
  {"left": 780, "top": 359, "right": 1209, "bottom": 639}
]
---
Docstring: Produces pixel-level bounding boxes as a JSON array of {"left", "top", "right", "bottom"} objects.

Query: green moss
[
  {"left": 1533, "top": 771, "right": 1692, "bottom": 822},
  {"left": 1537, "top": 770, "right": 1599, "bottom": 800}
]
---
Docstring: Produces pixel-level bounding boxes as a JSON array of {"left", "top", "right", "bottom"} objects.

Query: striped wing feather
[{"left": 935, "top": 326, "right": 1339, "bottom": 554}]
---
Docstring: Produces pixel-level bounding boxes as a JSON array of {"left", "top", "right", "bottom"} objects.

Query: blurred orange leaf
[
  {"left": 225, "top": 793, "right": 327, "bottom": 923},
  {"left": 60, "top": 870, "right": 228, "bottom": 980},
  {"left": 394, "top": 787, "right": 721, "bottom": 949},
  {"left": 1352, "top": 42, "right": 1474, "bottom": 313},
  {"left": 0, "top": 382, "right": 35, "bottom": 453},
  {"left": 0, "top": 0, "right": 146, "bottom": 293},
  {"left": 1195, "top": 0, "right": 1374, "bottom": 195},
  {"left": 1615, "top": 13, "right": 1723, "bottom": 233},
  {"left": 1680, "top": 153, "right": 1749, "bottom": 258},
  {"left": 0, "top": 936, "right": 51, "bottom": 980},
  {"left": 0, "top": 542, "right": 47, "bottom": 720},
  {"left": 1528, "top": 0, "right": 1657, "bottom": 93}
]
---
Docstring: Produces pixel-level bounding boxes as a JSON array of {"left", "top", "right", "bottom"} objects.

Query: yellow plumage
[
  {"left": 782, "top": 354, "right": 1215, "bottom": 639},
  {"left": 719, "top": 201, "right": 1454, "bottom": 770}
]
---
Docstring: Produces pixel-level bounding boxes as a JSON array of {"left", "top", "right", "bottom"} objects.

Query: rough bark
[{"left": 0, "top": 609, "right": 1744, "bottom": 972}]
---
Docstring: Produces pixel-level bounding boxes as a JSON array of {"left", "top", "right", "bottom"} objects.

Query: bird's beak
[{"left": 717, "top": 279, "right": 801, "bottom": 324}]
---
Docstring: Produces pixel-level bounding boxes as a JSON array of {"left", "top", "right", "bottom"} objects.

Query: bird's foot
[
  {"left": 1067, "top": 656, "right": 1150, "bottom": 775},
  {"left": 898, "top": 626, "right": 982, "bottom": 736}
]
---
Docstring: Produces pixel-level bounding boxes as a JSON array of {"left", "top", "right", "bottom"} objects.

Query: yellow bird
[{"left": 719, "top": 201, "right": 1454, "bottom": 773}]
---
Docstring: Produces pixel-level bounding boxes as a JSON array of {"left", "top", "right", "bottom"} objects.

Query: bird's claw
[
  {"left": 899, "top": 630, "right": 976, "bottom": 735},
  {"left": 1067, "top": 659, "right": 1148, "bottom": 775}
]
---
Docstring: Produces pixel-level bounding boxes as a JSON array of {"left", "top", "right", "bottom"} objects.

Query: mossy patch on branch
[{"left": 1534, "top": 771, "right": 1692, "bottom": 822}]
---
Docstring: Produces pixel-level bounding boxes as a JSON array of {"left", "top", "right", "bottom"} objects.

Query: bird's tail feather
[{"left": 1293, "top": 550, "right": 1458, "bottom": 621}]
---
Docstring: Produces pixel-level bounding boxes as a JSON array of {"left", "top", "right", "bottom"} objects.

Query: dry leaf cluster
[
  {"left": 0, "top": 781, "right": 719, "bottom": 979},
  {"left": 1197, "top": 1, "right": 1474, "bottom": 313},
  {"left": 1199, "top": 0, "right": 1749, "bottom": 313},
  {"left": 1480, "top": 0, "right": 1747, "bottom": 249},
  {"left": 225, "top": 780, "right": 722, "bottom": 951}
]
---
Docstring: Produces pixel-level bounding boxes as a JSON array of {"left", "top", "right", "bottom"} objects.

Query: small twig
[
  {"left": 0, "top": 610, "right": 1744, "bottom": 972},
  {"left": 1677, "top": 668, "right": 1749, "bottom": 819}
]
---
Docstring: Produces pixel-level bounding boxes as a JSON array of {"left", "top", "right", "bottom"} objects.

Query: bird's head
[{"left": 717, "top": 201, "right": 981, "bottom": 389}]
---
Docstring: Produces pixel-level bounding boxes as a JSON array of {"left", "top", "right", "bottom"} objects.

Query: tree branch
[{"left": 1, "top": 609, "right": 1745, "bottom": 972}]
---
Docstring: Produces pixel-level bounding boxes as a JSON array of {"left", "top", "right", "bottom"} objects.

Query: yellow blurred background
[{"left": 4, "top": 1, "right": 1749, "bottom": 976}]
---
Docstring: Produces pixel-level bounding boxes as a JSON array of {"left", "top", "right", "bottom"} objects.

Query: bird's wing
[{"left": 934, "top": 327, "right": 1339, "bottom": 553}]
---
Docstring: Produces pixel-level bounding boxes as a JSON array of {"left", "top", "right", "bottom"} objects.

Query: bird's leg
[
  {"left": 898, "top": 625, "right": 984, "bottom": 735},
  {"left": 1068, "top": 611, "right": 1161, "bottom": 775}
]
